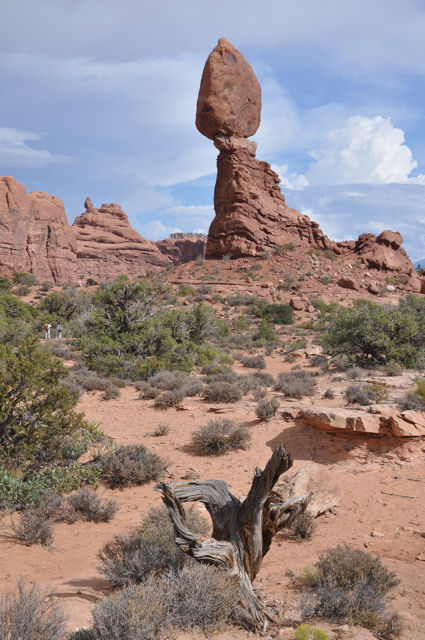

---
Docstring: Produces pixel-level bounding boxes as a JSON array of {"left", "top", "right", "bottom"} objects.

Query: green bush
[
  {"left": 255, "top": 318, "right": 276, "bottom": 342},
  {"left": 0, "top": 462, "right": 102, "bottom": 510},
  {"left": 0, "top": 338, "right": 90, "bottom": 468},
  {"left": 0, "top": 276, "right": 12, "bottom": 292},
  {"left": 296, "top": 625, "right": 328, "bottom": 640},
  {"left": 252, "top": 301, "right": 294, "bottom": 325},
  {"left": 75, "top": 277, "right": 223, "bottom": 379},
  {"left": 321, "top": 296, "right": 425, "bottom": 367},
  {"left": 12, "top": 272, "right": 37, "bottom": 286}
]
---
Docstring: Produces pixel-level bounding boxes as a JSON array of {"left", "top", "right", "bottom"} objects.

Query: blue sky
[{"left": 1, "top": 0, "right": 425, "bottom": 260}]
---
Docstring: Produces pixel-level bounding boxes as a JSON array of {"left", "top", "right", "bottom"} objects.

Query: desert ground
[{"left": 1, "top": 256, "right": 424, "bottom": 640}]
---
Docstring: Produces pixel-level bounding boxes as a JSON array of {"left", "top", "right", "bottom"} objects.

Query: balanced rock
[
  {"left": 84, "top": 196, "right": 93, "bottom": 211},
  {"left": 198, "top": 40, "right": 337, "bottom": 258},
  {"left": 0, "top": 176, "right": 77, "bottom": 282},
  {"left": 196, "top": 38, "right": 261, "bottom": 140},
  {"left": 72, "top": 202, "right": 169, "bottom": 281}
]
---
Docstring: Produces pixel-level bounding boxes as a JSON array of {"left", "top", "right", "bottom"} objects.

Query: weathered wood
[{"left": 156, "top": 444, "right": 310, "bottom": 631}]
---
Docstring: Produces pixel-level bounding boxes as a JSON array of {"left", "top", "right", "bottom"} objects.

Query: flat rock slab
[{"left": 297, "top": 406, "right": 425, "bottom": 437}]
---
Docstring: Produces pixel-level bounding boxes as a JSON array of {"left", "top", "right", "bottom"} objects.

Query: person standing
[
  {"left": 45, "top": 322, "right": 51, "bottom": 339},
  {"left": 56, "top": 323, "right": 62, "bottom": 340}
]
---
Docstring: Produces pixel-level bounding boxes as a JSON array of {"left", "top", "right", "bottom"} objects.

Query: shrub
[
  {"left": 68, "top": 488, "right": 118, "bottom": 523},
  {"left": 13, "top": 272, "right": 37, "bottom": 286},
  {"left": 192, "top": 419, "right": 251, "bottom": 455},
  {"left": 148, "top": 370, "right": 188, "bottom": 390},
  {"left": 0, "top": 579, "right": 66, "bottom": 640},
  {"left": 291, "top": 513, "right": 316, "bottom": 540},
  {"left": 275, "top": 371, "right": 317, "bottom": 398},
  {"left": 302, "top": 545, "right": 401, "bottom": 639},
  {"left": 0, "top": 462, "right": 102, "bottom": 510},
  {"left": 0, "top": 337, "right": 89, "bottom": 467},
  {"left": 345, "top": 382, "right": 387, "bottom": 405},
  {"left": 321, "top": 296, "right": 425, "bottom": 367},
  {"left": 92, "top": 564, "right": 237, "bottom": 640},
  {"left": 252, "top": 301, "right": 294, "bottom": 325},
  {"left": 69, "top": 631, "right": 96, "bottom": 640},
  {"left": 384, "top": 361, "right": 404, "bottom": 377},
  {"left": 97, "top": 506, "right": 208, "bottom": 588},
  {"left": 138, "top": 385, "right": 161, "bottom": 400},
  {"left": 102, "top": 382, "right": 120, "bottom": 400},
  {"left": 397, "top": 391, "right": 425, "bottom": 411},
  {"left": 0, "top": 276, "right": 12, "bottom": 292},
  {"left": 233, "top": 315, "right": 250, "bottom": 331},
  {"left": 251, "top": 371, "right": 274, "bottom": 386},
  {"left": 255, "top": 318, "right": 276, "bottom": 342},
  {"left": 153, "top": 423, "right": 170, "bottom": 436},
  {"left": 154, "top": 389, "right": 185, "bottom": 408},
  {"left": 15, "top": 285, "right": 30, "bottom": 296},
  {"left": 255, "top": 397, "right": 280, "bottom": 421},
  {"left": 296, "top": 625, "right": 328, "bottom": 640},
  {"left": 11, "top": 509, "right": 54, "bottom": 546},
  {"left": 240, "top": 354, "right": 266, "bottom": 369},
  {"left": 346, "top": 367, "right": 364, "bottom": 380},
  {"left": 323, "top": 389, "right": 335, "bottom": 399},
  {"left": 203, "top": 381, "right": 242, "bottom": 403},
  {"left": 99, "top": 445, "right": 166, "bottom": 489},
  {"left": 182, "top": 380, "right": 204, "bottom": 396}
]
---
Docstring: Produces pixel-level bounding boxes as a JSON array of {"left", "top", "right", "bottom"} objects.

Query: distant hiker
[
  {"left": 56, "top": 323, "right": 62, "bottom": 340},
  {"left": 44, "top": 322, "right": 51, "bottom": 339}
]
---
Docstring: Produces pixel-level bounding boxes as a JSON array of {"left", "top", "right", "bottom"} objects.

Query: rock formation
[
  {"left": 197, "top": 39, "right": 337, "bottom": 258},
  {"left": 156, "top": 233, "right": 207, "bottom": 265},
  {"left": 0, "top": 178, "right": 170, "bottom": 283},
  {"left": 196, "top": 39, "right": 424, "bottom": 294},
  {"left": 72, "top": 201, "right": 169, "bottom": 282},
  {"left": 0, "top": 176, "right": 78, "bottom": 282}
]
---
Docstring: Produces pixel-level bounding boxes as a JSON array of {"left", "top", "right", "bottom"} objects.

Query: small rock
[
  {"left": 370, "top": 530, "right": 384, "bottom": 538},
  {"left": 337, "top": 277, "right": 358, "bottom": 290},
  {"left": 386, "top": 284, "right": 396, "bottom": 292}
]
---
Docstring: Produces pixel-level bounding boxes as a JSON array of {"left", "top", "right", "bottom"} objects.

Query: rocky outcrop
[
  {"left": 197, "top": 40, "right": 338, "bottom": 258},
  {"left": 72, "top": 202, "right": 169, "bottom": 282},
  {"left": 0, "top": 176, "right": 77, "bottom": 282},
  {"left": 197, "top": 39, "right": 423, "bottom": 289},
  {"left": 297, "top": 406, "right": 425, "bottom": 437},
  {"left": 156, "top": 233, "right": 207, "bottom": 265}
]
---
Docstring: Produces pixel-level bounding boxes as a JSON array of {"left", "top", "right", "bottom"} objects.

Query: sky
[{"left": 1, "top": 0, "right": 425, "bottom": 260}]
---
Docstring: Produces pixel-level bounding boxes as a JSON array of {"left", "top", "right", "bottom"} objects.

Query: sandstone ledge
[{"left": 297, "top": 406, "right": 425, "bottom": 437}]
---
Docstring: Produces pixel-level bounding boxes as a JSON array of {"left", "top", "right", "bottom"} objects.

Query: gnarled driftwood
[{"left": 156, "top": 444, "right": 310, "bottom": 631}]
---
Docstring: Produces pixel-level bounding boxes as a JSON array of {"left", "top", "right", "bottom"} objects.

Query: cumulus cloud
[
  {"left": 286, "top": 183, "right": 425, "bottom": 260},
  {"left": 306, "top": 116, "right": 425, "bottom": 185},
  {"left": 271, "top": 163, "right": 308, "bottom": 190},
  {"left": 137, "top": 220, "right": 182, "bottom": 241},
  {"left": 0, "top": 127, "right": 69, "bottom": 168}
]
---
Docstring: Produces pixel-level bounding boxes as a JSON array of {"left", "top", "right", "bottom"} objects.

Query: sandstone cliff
[
  {"left": 72, "top": 201, "right": 169, "bottom": 281},
  {"left": 0, "top": 176, "right": 77, "bottom": 282},
  {"left": 156, "top": 233, "right": 206, "bottom": 265}
]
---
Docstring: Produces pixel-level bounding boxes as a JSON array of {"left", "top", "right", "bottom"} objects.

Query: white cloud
[
  {"left": 0, "top": 127, "right": 69, "bottom": 168},
  {"left": 306, "top": 116, "right": 425, "bottom": 185},
  {"left": 137, "top": 220, "right": 182, "bottom": 241},
  {"left": 286, "top": 183, "right": 425, "bottom": 260},
  {"left": 271, "top": 163, "right": 308, "bottom": 190},
  {"left": 166, "top": 204, "right": 214, "bottom": 218}
]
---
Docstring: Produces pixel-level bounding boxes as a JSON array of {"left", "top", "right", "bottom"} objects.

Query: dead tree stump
[{"left": 156, "top": 444, "right": 310, "bottom": 631}]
